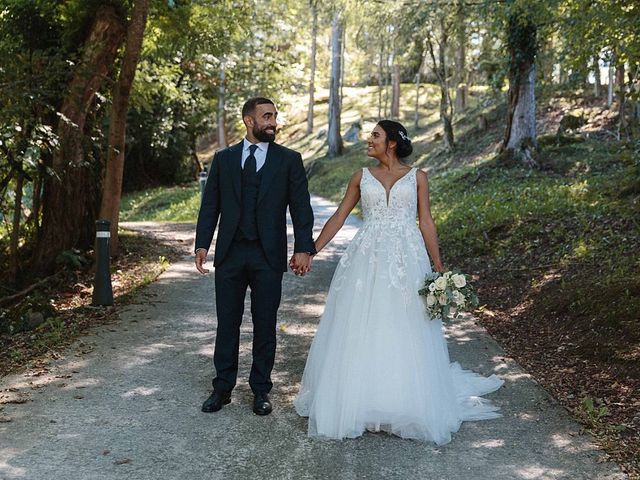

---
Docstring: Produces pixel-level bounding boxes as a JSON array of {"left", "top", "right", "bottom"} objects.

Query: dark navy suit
[{"left": 195, "top": 141, "right": 315, "bottom": 394}]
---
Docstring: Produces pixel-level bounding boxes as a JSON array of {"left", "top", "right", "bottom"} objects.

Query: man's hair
[{"left": 242, "top": 97, "right": 275, "bottom": 118}]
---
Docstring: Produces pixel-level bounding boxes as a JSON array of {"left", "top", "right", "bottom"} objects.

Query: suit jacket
[{"left": 194, "top": 141, "right": 316, "bottom": 272}]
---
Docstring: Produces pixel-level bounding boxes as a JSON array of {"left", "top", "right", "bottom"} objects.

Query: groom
[{"left": 195, "top": 97, "right": 315, "bottom": 415}]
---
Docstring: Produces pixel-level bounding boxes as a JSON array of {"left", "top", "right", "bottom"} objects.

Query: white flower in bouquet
[
  {"left": 452, "top": 274, "right": 466, "bottom": 288},
  {"left": 452, "top": 290, "right": 466, "bottom": 306},
  {"left": 418, "top": 270, "right": 479, "bottom": 321},
  {"left": 434, "top": 276, "right": 448, "bottom": 291}
]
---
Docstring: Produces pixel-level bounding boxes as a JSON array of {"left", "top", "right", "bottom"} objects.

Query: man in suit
[{"left": 195, "top": 97, "right": 315, "bottom": 416}]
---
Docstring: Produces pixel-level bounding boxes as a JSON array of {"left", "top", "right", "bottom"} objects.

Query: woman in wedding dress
[{"left": 294, "top": 120, "right": 504, "bottom": 445}]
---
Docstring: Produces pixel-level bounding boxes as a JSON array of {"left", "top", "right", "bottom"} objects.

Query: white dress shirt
[{"left": 242, "top": 138, "right": 269, "bottom": 171}]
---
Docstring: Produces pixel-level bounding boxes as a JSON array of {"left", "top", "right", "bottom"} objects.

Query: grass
[{"left": 120, "top": 185, "right": 203, "bottom": 222}]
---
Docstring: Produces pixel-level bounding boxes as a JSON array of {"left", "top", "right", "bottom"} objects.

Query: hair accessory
[{"left": 398, "top": 131, "right": 409, "bottom": 141}]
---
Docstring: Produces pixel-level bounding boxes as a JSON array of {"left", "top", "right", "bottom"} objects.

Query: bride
[{"left": 293, "top": 120, "right": 504, "bottom": 444}]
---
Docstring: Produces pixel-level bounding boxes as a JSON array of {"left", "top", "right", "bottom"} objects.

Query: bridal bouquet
[{"left": 418, "top": 271, "right": 479, "bottom": 320}]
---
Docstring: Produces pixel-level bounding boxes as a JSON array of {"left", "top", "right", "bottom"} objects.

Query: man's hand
[
  {"left": 195, "top": 249, "right": 210, "bottom": 274},
  {"left": 289, "top": 252, "right": 312, "bottom": 276}
]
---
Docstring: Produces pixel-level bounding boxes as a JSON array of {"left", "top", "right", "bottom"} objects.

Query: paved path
[{"left": 0, "top": 196, "right": 626, "bottom": 479}]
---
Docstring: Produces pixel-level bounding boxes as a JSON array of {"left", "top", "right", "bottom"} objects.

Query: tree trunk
[
  {"left": 616, "top": 64, "right": 625, "bottom": 93},
  {"left": 217, "top": 63, "right": 227, "bottom": 148},
  {"left": 502, "top": 13, "right": 537, "bottom": 166},
  {"left": 99, "top": 0, "right": 150, "bottom": 257},
  {"left": 505, "top": 64, "right": 536, "bottom": 150},
  {"left": 377, "top": 39, "right": 384, "bottom": 119},
  {"left": 633, "top": 66, "right": 640, "bottom": 121},
  {"left": 608, "top": 64, "right": 614, "bottom": 106},
  {"left": 414, "top": 73, "right": 421, "bottom": 130},
  {"left": 390, "top": 42, "right": 400, "bottom": 118},
  {"left": 36, "top": 6, "right": 126, "bottom": 270},
  {"left": 616, "top": 64, "right": 627, "bottom": 135},
  {"left": 383, "top": 50, "right": 390, "bottom": 118},
  {"left": 426, "top": 19, "right": 454, "bottom": 151},
  {"left": 557, "top": 63, "right": 565, "bottom": 85},
  {"left": 306, "top": 1, "right": 318, "bottom": 135},
  {"left": 327, "top": 11, "right": 344, "bottom": 157},
  {"left": 454, "top": 1, "right": 467, "bottom": 113},
  {"left": 593, "top": 57, "right": 601, "bottom": 97},
  {"left": 9, "top": 172, "right": 24, "bottom": 283},
  {"left": 439, "top": 32, "right": 454, "bottom": 151},
  {"left": 414, "top": 46, "right": 427, "bottom": 130},
  {"left": 390, "top": 63, "right": 400, "bottom": 118},
  {"left": 30, "top": 166, "right": 42, "bottom": 231},
  {"left": 340, "top": 21, "right": 346, "bottom": 115}
]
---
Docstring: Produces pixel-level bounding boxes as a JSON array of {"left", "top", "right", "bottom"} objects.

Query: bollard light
[
  {"left": 92, "top": 219, "right": 114, "bottom": 306},
  {"left": 199, "top": 170, "right": 208, "bottom": 195}
]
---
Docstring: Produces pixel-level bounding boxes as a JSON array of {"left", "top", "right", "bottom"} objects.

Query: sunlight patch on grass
[{"left": 120, "top": 185, "right": 200, "bottom": 222}]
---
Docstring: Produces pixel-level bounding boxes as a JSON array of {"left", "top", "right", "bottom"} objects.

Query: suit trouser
[{"left": 212, "top": 239, "right": 283, "bottom": 394}]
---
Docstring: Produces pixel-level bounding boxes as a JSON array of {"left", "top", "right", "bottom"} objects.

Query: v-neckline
[{"left": 366, "top": 167, "right": 413, "bottom": 206}]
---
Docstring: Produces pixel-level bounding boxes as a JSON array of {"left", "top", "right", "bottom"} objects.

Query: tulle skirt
[{"left": 294, "top": 222, "right": 504, "bottom": 445}]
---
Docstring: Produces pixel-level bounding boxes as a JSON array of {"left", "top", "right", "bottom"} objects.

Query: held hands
[{"left": 289, "top": 252, "right": 313, "bottom": 276}]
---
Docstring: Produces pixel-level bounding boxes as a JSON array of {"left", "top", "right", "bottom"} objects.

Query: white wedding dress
[{"left": 294, "top": 167, "right": 504, "bottom": 445}]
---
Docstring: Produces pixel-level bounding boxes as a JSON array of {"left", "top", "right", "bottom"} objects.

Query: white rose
[
  {"left": 438, "top": 293, "right": 448, "bottom": 305},
  {"left": 434, "top": 276, "right": 448, "bottom": 290},
  {"left": 426, "top": 294, "right": 436, "bottom": 306},
  {"left": 428, "top": 283, "right": 436, "bottom": 292},
  {"left": 449, "top": 306, "right": 457, "bottom": 316},
  {"left": 452, "top": 290, "right": 466, "bottom": 306},
  {"left": 452, "top": 274, "right": 467, "bottom": 288},
  {"left": 443, "top": 271, "right": 452, "bottom": 279}
]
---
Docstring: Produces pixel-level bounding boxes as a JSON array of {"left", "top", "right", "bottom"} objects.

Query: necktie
[{"left": 245, "top": 144, "right": 258, "bottom": 174}]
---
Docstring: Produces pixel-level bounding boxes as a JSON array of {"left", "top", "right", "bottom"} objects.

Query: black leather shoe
[
  {"left": 253, "top": 393, "right": 272, "bottom": 416},
  {"left": 201, "top": 391, "right": 231, "bottom": 413}
]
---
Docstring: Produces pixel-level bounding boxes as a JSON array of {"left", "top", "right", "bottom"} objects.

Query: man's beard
[{"left": 253, "top": 125, "right": 276, "bottom": 143}]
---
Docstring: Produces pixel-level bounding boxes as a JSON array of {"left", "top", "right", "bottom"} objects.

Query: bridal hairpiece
[{"left": 398, "top": 131, "right": 409, "bottom": 141}]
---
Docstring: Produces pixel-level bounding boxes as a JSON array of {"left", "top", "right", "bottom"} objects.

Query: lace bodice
[
  {"left": 360, "top": 167, "right": 418, "bottom": 226},
  {"left": 330, "top": 167, "right": 425, "bottom": 302}
]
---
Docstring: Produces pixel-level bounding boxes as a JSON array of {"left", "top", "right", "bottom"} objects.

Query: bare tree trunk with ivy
[
  {"left": 327, "top": 11, "right": 344, "bottom": 157},
  {"left": 99, "top": 0, "right": 150, "bottom": 256},
  {"left": 37, "top": 6, "right": 126, "bottom": 270},
  {"left": 306, "top": 0, "right": 318, "bottom": 135},
  {"left": 502, "top": 12, "right": 537, "bottom": 166}
]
